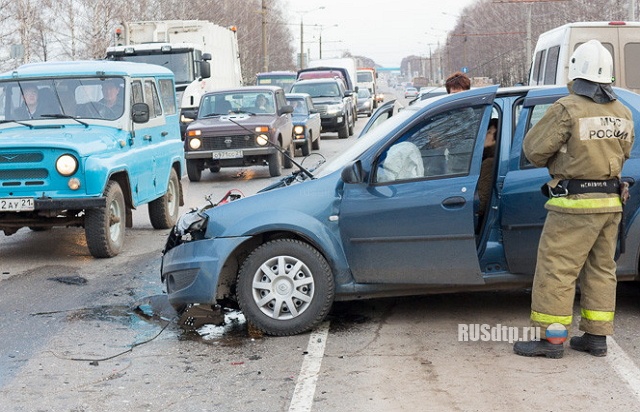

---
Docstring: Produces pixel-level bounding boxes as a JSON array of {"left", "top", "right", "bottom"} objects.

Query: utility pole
[{"left": 261, "top": 0, "right": 268, "bottom": 72}]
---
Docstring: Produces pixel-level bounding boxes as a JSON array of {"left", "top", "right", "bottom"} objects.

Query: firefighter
[{"left": 513, "top": 39, "right": 634, "bottom": 358}]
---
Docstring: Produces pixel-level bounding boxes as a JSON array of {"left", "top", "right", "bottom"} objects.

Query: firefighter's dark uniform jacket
[{"left": 522, "top": 81, "right": 634, "bottom": 337}]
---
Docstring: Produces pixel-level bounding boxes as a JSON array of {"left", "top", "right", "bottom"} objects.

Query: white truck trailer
[{"left": 106, "top": 20, "right": 243, "bottom": 133}]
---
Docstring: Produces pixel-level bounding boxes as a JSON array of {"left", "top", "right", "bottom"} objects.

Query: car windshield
[
  {"left": 0, "top": 77, "right": 126, "bottom": 122},
  {"left": 314, "top": 105, "right": 419, "bottom": 178},
  {"left": 357, "top": 89, "right": 371, "bottom": 98},
  {"left": 286, "top": 98, "right": 308, "bottom": 114},
  {"left": 199, "top": 91, "right": 275, "bottom": 116},
  {"left": 291, "top": 82, "right": 340, "bottom": 98}
]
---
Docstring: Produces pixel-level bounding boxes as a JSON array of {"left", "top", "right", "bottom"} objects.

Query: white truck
[{"left": 106, "top": 20, "right": 243, "bottom": 133}]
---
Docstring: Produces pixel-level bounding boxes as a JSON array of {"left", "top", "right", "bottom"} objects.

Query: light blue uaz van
[{"left": 0, "top": 61, "right": 185, "bottom": 257}]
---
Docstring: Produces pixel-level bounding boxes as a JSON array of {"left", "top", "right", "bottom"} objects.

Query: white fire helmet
[{"left": 568, "top": 39, "right": 613, "bottom": 84}]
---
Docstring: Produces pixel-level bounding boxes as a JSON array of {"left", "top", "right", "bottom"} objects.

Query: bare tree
[{"left": 439, "top": 0, "right": 634, "bottom": 87}]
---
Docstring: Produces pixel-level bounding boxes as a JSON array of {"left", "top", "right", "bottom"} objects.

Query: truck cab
[
  {"left": 0, "top": 61, "right": 185, "bottom": 258},
  {"left": 106, "top": 20, "right": 244, "bottom": 136}
]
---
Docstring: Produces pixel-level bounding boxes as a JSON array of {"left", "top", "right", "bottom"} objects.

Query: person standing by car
[
  {"left": 513, "top": 40, "right": 634, "bottom": 359},
  {"left": 445, "top": 71, "right": 470, "bottom": 94}
]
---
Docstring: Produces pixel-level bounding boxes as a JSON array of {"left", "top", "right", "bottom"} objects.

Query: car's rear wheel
[
  {"left": 85, "top": 181, "right": 125, "bottom": 258},
  {"left": 148, "top": 167, "right": 180, "bottom": 229},
  {"left": 186, "top": 159, "right": 202, "bottom": 182},
  {"left": 236, "top": 239, "right": 334, "bottom": 336},
  {"left": 268, "top": 152, "right": 282, "bottom": 177},
  {"left": 209, "top": 163, "right": 221, "bottom": 173}
]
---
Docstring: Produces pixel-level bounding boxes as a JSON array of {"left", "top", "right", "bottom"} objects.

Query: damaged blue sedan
[{"left": 161, "top": 85, "right": 640, "bottom": 336}]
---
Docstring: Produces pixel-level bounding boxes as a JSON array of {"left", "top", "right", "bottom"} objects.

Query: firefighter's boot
[
  {"left": 569, "top": 333, "right": 607, "bottom": 357},
  {"left": 513, "top": 339, "right": 564, "bottom": 359}
]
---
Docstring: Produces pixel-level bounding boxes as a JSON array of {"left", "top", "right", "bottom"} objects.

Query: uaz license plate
[{"left": 0, "top": 197, "right": 35, "bottom": 212}]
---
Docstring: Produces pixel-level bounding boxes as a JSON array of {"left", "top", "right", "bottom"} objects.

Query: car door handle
[
  {"left": 442, "top": 196, "right": 466, "bottom": 208},
  {"left": 143, "top": 135, "right": 152, "bottom": 141},
  {"left": 161, "top": 131, "right": 168, "bottom": 136}
]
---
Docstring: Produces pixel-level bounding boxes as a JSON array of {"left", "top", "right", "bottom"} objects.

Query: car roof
[
  {"left": 0, "top": 60, "right": 174, "bottom": 79},
  {"left": 285, "top": 93, "right": 311, "bottom": 99},
  {"left": 203, "top": 85, "right": 282, "bottom": 95},
  {"left": 293, "top": 78, "right": 343, "bottom": 85}
]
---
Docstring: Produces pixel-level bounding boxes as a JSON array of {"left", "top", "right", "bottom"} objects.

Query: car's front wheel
[
  {"left": 268, "top": 151, "right": 282, "bottom": 177},
  {"left": 283, "top": 140, "right": 294, "bottom": 169},
  {"left": 301, "top": 134, "right": 312, "bottom": 157},
  {"left": 186, "top": 159, "right": 202, "bottom": 182},
  {"left": 338, "top": 116, "right": 349, "bottom": 139},
  {"left": 236, "top": 239, "right": 334, "bottom": 336}
]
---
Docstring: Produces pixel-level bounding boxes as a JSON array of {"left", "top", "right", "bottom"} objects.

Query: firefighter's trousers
[{"left": 530, "top": 210, "right": 621, "bottom": 338}]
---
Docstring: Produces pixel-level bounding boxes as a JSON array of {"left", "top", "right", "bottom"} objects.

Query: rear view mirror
[
  {"left": 341, "top": 160, "right": 364, "bottom": 184},
  {"left": 132, "top": 103, "right": 149, "bottom": 123}
]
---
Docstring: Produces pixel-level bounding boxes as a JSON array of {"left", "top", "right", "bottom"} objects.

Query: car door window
[
  {"left": 375, "top": 106, "right": 485, "bottom": 183},
  {"left": 144, "top": 80, "right": 162, "bottom": 118},
  {"left": 520, "top": 103, "right": 552, "bottom": 168}
]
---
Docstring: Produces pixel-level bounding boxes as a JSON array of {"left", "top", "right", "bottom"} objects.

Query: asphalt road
[{"left": 1, "top": 85, "right": 640, "bottom": 411}]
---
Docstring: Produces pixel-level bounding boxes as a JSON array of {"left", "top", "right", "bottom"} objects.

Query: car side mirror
[
  {"left": 132, "top": 103, "right": 150, "bottom": 123},
  {"left": 281, "top": 105, "right": 293, "bottom": 115},
  {"left": 341, "top": 160, "right": 364, "bottom": 184},
  {"left": 181, "top": 109, "right": 198, "bottom": 120},
  {"left": 344, "top": 90, "right": 353, "bottom": 97}
]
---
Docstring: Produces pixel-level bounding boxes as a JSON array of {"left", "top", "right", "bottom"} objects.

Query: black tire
[
  {"left": 283, "top": 141, "right": 294, "bottom": 169},
  {"left": 29, "top": 226, "right": 50, "bottom": 232},
  {"left": 85, "top": 181, "right": 125, "bottom": 258},
  {"left": 348, "top": 112, "right": 354, "bottom": 136},
  {"left": 209, "top": 164, "right": 221, "bottom": 173},
  {"left": 148, "top": 167, "right": 180, "bottom": 229},
  {"left": 311, "top": 133, "right": 320, "bottom": 150},
  {"left": 338, "top": 117, "right": 349, "bottom": 139},
  {"left": 301, "top": 135, "right": 312, "bottom": 157},
  {"left": 186, "top": 159, "right": 202, "bottom": 182},
  {"left": 236, "top": 239, "right": 334, "bottom": 336},
  {"left": 268, "top": 151, "right": 282, "bottom": 177}
]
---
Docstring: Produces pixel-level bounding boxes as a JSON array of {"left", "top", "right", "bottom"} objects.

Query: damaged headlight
[
  {"left": 162, "top": 189, "right": 244, "bottom": 254},
  {"left": 163, "top": 209, "right": 210, "bottom": 254}
]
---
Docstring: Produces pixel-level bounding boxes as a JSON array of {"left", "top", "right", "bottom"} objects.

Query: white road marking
[
  {"left": 607, "top": 337, "right": 640, "bottom": 402},
  {"left": 288, "top": 321, "right": 330, "bottom": 412}
]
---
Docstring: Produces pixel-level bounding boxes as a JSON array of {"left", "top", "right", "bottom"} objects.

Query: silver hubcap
[{"left": 251, "top": 255, "right": 314, "bottom": 320}]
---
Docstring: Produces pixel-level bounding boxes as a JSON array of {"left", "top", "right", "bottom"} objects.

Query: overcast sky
[{"left": 284, "top": 0, "right": 478, "bottom": 67}]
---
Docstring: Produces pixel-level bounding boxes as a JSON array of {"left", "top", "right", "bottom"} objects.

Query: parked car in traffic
[
  {"left": 290, "top": 78, "right": 355, "bottom": 139},
  {"left": 404, "top": 86, "right": 418, "bottom": 98},
  {"left": 286, "top": 93, "right": 322, "bottom": 156},
  {"left": 161, "top": 85, "right": 640, "bottom": 336},
  {"left": 409, "top": 86, "right": 448, "bottom": 105},
  {"left": 182, "top": 86, "right": 294, "bottom": 180},
  {"left": 358, "top": 99, "right": 404, "bottom": 137},
  {"left": 356, "top": 88, "right": 375, "bottom": 117},
  {"left": 0, "top": 61, "right": 185, "bottom": 258}
]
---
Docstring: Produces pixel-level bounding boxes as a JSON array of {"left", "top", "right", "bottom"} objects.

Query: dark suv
[
  {"left": 183, "top": 86, "right": 294, "bottom": 180},
  {"left": 290, "top": 78, "right": 355, "bottom": 139}
]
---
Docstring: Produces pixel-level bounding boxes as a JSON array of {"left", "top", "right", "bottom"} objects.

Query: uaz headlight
[{"left": 56, "top": 154, "right": 78, "bottom": 176}]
